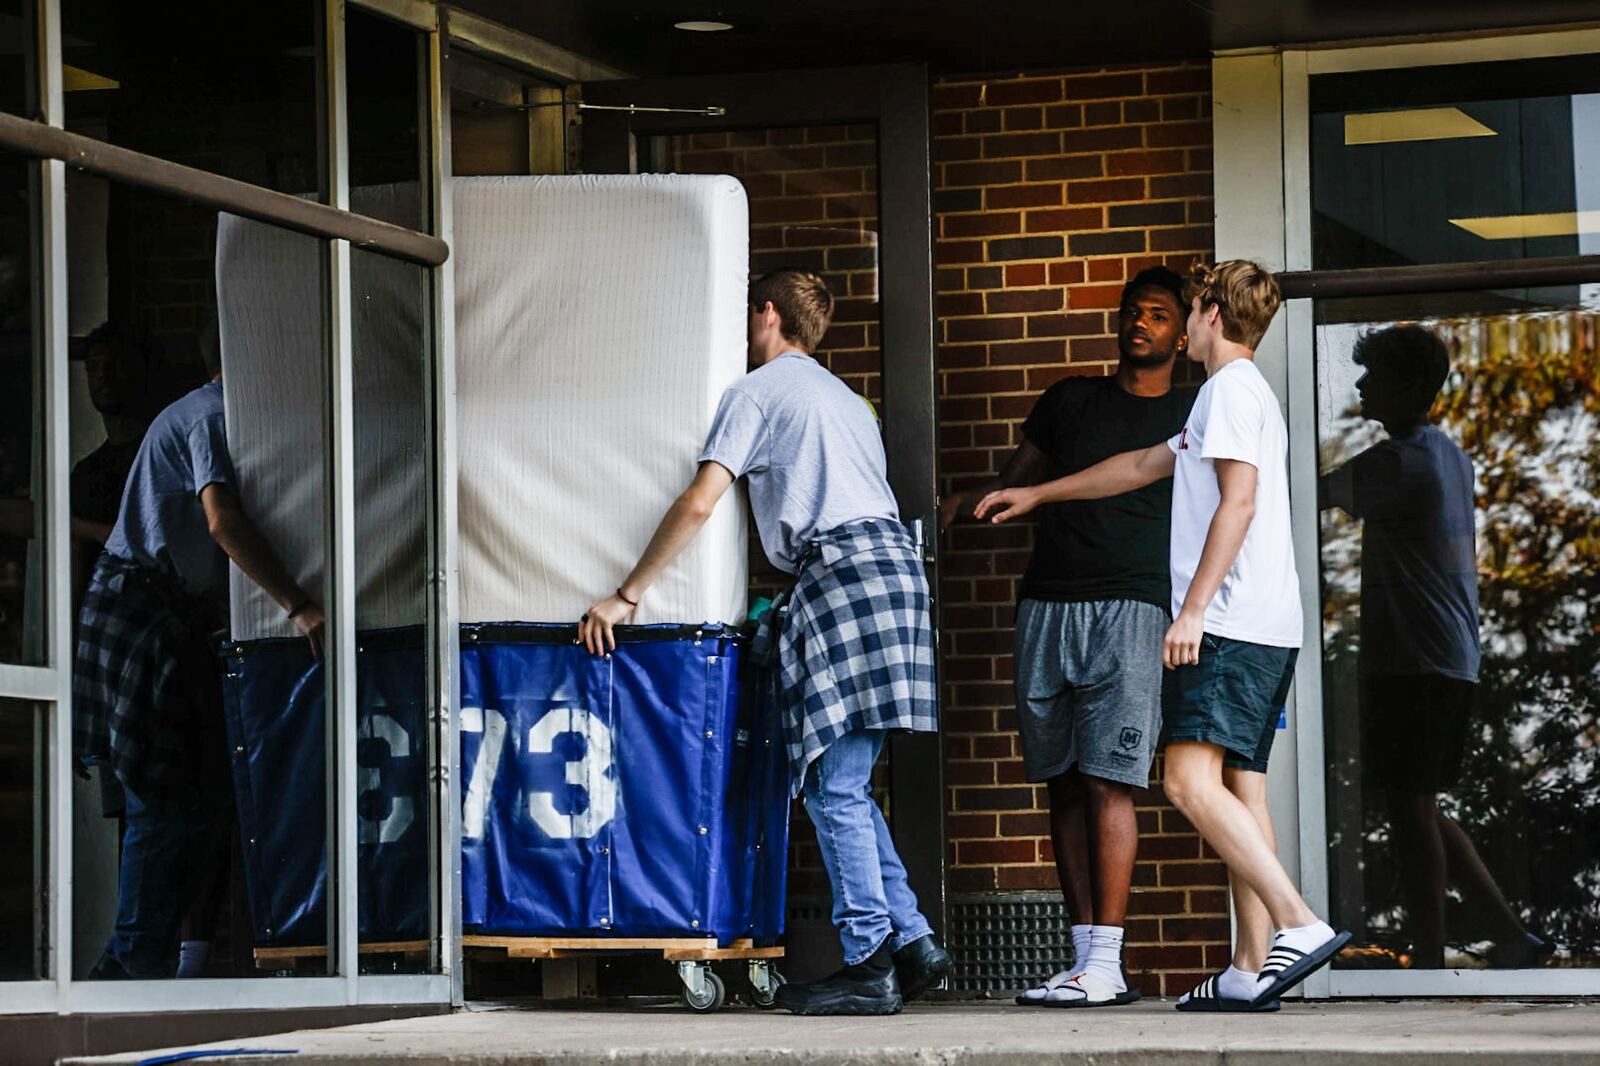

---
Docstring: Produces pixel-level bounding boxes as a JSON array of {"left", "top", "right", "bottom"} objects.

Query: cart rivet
[
  {"left": 248, "top": 837, "right": 256, "bottom": 845},
  {"left": 235, "top": 746, "right": 244, "bottom": 754},
  {"left": 599, "top": 917, "right": 609, "bottom": 925},
  {"left": 601, "top": 846, "right": 609, "bottom": 854},
  {"left": 704, "top": 730, "right": 713, "bottom": 739},
  {"left": 691, "top": 920, "right": 700, "bottom": 928},
  {"left": 698, "top": 826, "right": 708, "bottom": 835}
]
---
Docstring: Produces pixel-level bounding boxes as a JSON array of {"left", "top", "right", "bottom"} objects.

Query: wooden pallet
[
  {"left": 462, "top": 934, "right": 783, "bottom": 962},
  {"left": 253, "top": 940, "right": 431, "bottom": 970}
]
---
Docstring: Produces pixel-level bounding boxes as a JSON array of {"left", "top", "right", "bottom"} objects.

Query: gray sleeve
[
  {"left": 698, "top": 389, "right": 769, "bottom": 478},
  {"left": 187, "top": 414, "right": 238, "bottom": 497}
]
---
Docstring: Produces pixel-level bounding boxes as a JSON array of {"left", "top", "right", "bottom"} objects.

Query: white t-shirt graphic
[{"left": 1165, "top": 359, "right": 1302, "bottom": 648}]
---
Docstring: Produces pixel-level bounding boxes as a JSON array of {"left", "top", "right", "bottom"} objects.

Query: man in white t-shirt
[{"left": 976, "top": 260, "right": 1349, "bottom": 1012}]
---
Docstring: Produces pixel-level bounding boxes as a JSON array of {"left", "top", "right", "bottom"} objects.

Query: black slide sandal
[
  {"left": 1250, "top": 930, "right": 1353, "bottom": 1008},
  {"left": 1174, "top": 971, "right": 1279, "bottom": 1012}
]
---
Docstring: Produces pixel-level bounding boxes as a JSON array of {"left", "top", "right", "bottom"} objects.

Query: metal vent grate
[
  {"left": 947, "top": 892, "right": 1074, "bottom": 995},
  {"left": 785, "top": 893, "right": 1074, "bottom": 997}
]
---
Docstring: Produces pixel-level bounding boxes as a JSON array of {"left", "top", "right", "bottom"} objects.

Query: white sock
[
  {"left": 1272, "top": 920, "right": 1335, "bottom": 960},
  {"left": 1069, "top": 923, "right": 1092, "bottom": 972},
  {"left": 1085, "top": 925, "right": 1126, "bottom": 991},
  {"left": 1217, "top": 964, "right": 1258, "bottom": 1000},
  {"left": 176, "top": 940, "right": 211, "bottom": 979}
]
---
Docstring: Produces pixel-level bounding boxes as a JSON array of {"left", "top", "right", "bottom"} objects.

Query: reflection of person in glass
[
  {"left": 74, "top": 328, "right": 325, "bottom": 979},
  {"left": 1321, "top": 324, "right": 1550, "bottom": 970}
]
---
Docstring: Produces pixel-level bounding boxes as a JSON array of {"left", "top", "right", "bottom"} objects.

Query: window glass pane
[
  {"left": 60, "top": 0, "right": 322, "bottom": 199},
  {"left": 0, "top": 698, "right": 46, "bottom": 979},
  {"left": 348, "top": 6, "right": 434, "bottom": 975},
  {"left": 1, "top": 0, "right": 36, "bottom": 117},
  {"left": 0, "top": 148, "right": 44, "bottom": 666},
  {"left": 69, "top": 176, "right": 335, "bottom": 979},
  {"left": 1311, "top": 55, "right": 1600, "bottom": 270},
  {"left": 1316, "top": 291, "right": 1600, "bottom": 970}
]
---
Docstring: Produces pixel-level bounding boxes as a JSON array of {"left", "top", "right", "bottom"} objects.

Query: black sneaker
[
  {"left": 776, "top": 945, "right": 903, "bottom": 1016},
  {"left": 893, "top": 934, "right": 953, "bottom": 1001}
]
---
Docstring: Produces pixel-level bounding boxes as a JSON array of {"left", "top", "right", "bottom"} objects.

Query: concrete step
[{"left": 63, "top": 999, "right": 1600, "bottom": 1066}]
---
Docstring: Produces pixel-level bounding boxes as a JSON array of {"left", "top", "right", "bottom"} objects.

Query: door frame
[
  {"left": 1215, "top": 26, "right": 1600, "bottom": 999},
  {"left": 582, "top": 64, "right": 947, "bottom": 937}
]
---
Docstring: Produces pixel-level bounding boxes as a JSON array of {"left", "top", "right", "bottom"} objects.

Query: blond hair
[
  {"left": 749, "top": 269, "right": 835, "bottom": 353},
  {"left": 1184, "top": 260, "right": 1281, "bottom": 350}
]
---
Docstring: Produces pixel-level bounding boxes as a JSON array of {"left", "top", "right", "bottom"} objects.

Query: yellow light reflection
[
  {"left": 1450, "top": 210, "right": 1600, "bottom": 240},
  {"left": 63, "top": 66, "right": 118, "bottom": 92},
  {"left": 1344, "top": 107, "right": 1495, "bottom": 145}
]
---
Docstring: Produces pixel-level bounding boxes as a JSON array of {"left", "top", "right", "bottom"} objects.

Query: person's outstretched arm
[
  {"left": 973, "top": 442, "right": 1176, "bottom": 524},
  {"left": 1162, "top": 458, "right": 1255, "bottom": 668},
  {"left": 201, "top": 483, "right": 325, "bottom": 658},
  {"left": 578, "top": 460, "right": 735, "bottom": 655},
  {"left": 939, "top": 440, "right": 1050, "bottom": 529}
]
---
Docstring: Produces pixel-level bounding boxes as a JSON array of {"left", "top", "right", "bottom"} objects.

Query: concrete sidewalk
[{"left": 66, "top": 999, "right": 1600, "bottom": 1065}]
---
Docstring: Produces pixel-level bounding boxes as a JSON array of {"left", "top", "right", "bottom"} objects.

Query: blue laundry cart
[{"left": 459, "top": 622, "right": 790, "bottom": 1009}]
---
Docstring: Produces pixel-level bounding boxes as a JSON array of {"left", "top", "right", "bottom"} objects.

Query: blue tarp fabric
[
  {"left": 222, "top": 625, "right": 787, "bottom": 947},
  {"left": 461, "top": 624, "right": 788, "bottom": 942},
  {"left": 220, "top": 631, "right": 430, "bottom": 946}
]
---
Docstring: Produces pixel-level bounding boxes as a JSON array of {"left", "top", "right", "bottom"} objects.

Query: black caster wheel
[
  {"left": 682, "top": 969, "right": 726, "bottom": 1013},
  {"left": 750, "top": 967, "right": 785, "bottom": 1009}
]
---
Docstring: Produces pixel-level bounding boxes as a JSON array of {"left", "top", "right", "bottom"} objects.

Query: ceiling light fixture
[
  {"left": 674, "top": 19, "right": 734, "bottom": 32},
  {"left": 1449, "top": 209, "right": 1600, "bottom": 240},
  {"left": 1344, "top": 107, "right": 1496, "bottom": 146}
]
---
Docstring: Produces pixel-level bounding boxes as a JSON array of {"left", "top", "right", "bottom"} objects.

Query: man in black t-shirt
[{"left": 943, "top": 266, "right": 1193, "bottom": 1006}]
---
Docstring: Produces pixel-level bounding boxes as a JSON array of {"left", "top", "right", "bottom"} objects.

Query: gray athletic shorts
[{"left": 1014, "top": 598, "right": 1168, "bottom": 787}]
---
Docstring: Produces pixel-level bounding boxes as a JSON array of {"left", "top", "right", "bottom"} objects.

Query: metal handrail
[
  {"left": 0, "top": 109, "right": 449, "bottom": 267},
  {"left": 1277, "top": 254, "right": 1600, "bottom": 300}
]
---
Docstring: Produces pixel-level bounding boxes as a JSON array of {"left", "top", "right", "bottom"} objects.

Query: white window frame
[
  {"left": 1215, "top": 25, "right": 1600, "bottom": 999},
  {"left": 0, "top": 0, "right": 460, "bottom": 1015}
]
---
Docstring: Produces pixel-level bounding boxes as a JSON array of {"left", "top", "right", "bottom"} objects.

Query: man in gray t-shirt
[
  {"left": 75, "top": 335, "right": 327, "bottom": 980},
  {"left": 579, "top": 270, "right": 945, "bottom": 1016}
]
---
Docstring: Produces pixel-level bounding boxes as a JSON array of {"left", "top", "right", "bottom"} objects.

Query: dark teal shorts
[{"left": 1162, "top": 634, "right": 1298, "bottom": 773}]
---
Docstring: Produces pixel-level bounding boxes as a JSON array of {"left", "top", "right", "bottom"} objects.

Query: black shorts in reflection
[{"left": 1360, "top": 673, "right": 1475, "bottom": 794}]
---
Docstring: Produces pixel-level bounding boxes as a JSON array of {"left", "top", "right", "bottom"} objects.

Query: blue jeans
[
  {"left": 102, "top": 776, "right": 226, "bottom": 978},
  {"left": 802, "top": 728, "right": 934, "bottom": 965}
]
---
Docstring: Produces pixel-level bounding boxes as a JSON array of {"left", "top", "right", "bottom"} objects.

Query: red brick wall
[{"left": 931, "top": 62, "right": 1228, "bottom": 996}]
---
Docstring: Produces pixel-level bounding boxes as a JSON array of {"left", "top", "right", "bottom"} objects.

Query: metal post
[
  {"left": 38, "top": 0, "right": 72, "bottom": 1005},
  {"left": 424, "top": 7, "right": 465, "bottom": 1006},
  {"left": 321, "top": 0, "right": 360, "bottom": 1000}
]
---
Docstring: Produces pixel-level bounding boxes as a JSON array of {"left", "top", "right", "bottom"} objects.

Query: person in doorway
[
  {"left": 74, "top": 327, "right": 325, "bottom": 979},
  {"left": 73, "top": 323, "right": 168, "bottom": 844},
  {"left": 977, "top": 260, "right": 1351, "bottom": 1012},
  {"left": 72, "top": 323, "right": 166, "bottom": 551},
  {"left": 579, "top": 269, "right": 950, "bottom": 1016},
  {"left": 942, "top": 266, "right": 1194, "bottom": 1007},
  {"left": 1320, "top": 324, "right": 1551, "bottom": 970}
]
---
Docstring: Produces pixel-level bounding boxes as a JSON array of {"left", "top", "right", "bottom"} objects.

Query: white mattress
[
  {"left": 217, "top": 183, "right": 429, "bottom": 641},
  {"left": 453, "top": 174, "right": 749, "bottom": 626}
]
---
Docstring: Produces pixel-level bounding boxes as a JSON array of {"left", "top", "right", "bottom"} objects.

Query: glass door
[{"left": 1288, "top": 42, "right": 1600, "bottom": 997}]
